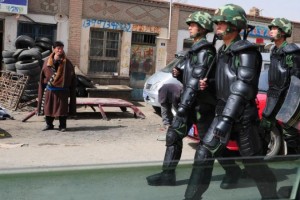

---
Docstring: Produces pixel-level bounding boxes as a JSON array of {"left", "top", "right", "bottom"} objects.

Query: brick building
[{"left": 1, "top": 0, "right": 300, "bottom": 100}]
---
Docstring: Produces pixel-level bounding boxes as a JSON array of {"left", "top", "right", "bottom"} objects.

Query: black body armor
[
  {"left": 263, "top": 43, "right": 300, "bottom": 118},
  {"left": 185, "top": 39, "right": 278, "bottom": 200}
]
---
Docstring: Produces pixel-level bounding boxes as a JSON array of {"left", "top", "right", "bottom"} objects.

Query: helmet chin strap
[
  {"left": 271, "top": 30, "right": 283, "bottom": 42},
  {"left": 190, "top": 31, "right": 205, "bottom": 39},
  {"left": 216, "top": 26, "right": 233, "bottom": 40}
]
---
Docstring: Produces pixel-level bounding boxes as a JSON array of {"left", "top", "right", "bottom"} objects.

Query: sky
[{"left": 179, "top": 0, "right": 300, "bottom": 23}]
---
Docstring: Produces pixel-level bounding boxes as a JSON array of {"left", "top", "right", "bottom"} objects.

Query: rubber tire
[
  {"left": 27, "top": 74, "right": 40, "bottom": 83},
  {"left": 31, "top": 46, "right": 44, "bottom": 53},
  {"left": 76, "top": 86, "right": 88, "bottom": 97},
  {"left": 266, "top": 124, "right": 283, "bottom": 157},
  {"left": 4, "top": 63, "right": 16, "bottom": 71},
  {"left": 3, "top": 57, "right": 16, "bottom": 64},
  {"left": 35, "top": 37, "right": 52, "bottom": 45},
  {"left": 25, "top": 81, "right": 39, "bottom": 89},
  {"left": 15, "top": 60, "right": 39, "bottom": 70},
  {"left": 2, "top": 50, "right": 15, "bottom": 58},
  {"left": 15, "top": 35, "right": 35, "bottom": 49},
  {"left": 17, "top": 66, "right": 41, "bottom": 76},
  {"left": 23, "top": 89, "right": 38, "bottom": 96},
  {"left": 18, "top": 49, "right": 42, "bottom": 61},
  {"left": 41, "top": 50, "right": 51, "bottom": 58},
  {"left": 12, "top": 49, "right": 25, "bottom": 58},
  {"left": 35, "top": 42, "right": 52, "bottom": 51},
  {"left": 77, "top": 75, "right": 95, "bottom": 88}
]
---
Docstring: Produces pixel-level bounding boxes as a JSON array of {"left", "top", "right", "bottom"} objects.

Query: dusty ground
[{"left": 0, "top": 102, "right": 197, "bottom": 169}]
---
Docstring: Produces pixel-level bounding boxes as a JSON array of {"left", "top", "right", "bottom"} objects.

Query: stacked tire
[
  {"left": 1, "top": 35, "right": 53, "bottom": 103},
  {"left": 2, "top": 50, "right": 17, "bottom": 72}
]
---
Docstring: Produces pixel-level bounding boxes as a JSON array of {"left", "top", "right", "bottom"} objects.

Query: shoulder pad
[
  {"left": 190, "top": 40, "right": 213, "bottom": 53},
  {"left": 230, "top": 40, "right": 257, "bottom": 53},
  {"left": 283, "top": 43, "right": 300, "bottom": 54}
]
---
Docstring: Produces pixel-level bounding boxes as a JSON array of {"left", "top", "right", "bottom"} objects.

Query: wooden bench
[
  {"left": 75, "top": 97, "right": 145, "bottom": 120},
  {"left": 22, "top": 97, "right": 145, "bottom": 122},
  {"left": 86, "top": 85, "right": 132, "bottom": 101}
]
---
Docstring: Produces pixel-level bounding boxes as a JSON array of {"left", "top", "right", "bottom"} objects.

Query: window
[
  {"left": 17, "top": 22, "right": 56, "bottom": 42},
  {"left": 132, "top": 33, "right": 156, "bottom": 46},
  {"left": 89, "top": 28, "right": 121, "bottom": 74}
]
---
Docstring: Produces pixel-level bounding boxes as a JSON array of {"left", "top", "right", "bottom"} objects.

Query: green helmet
[
  {"left": 212, "top": 4, "right": 247, "bottom": 30},
  {"left": 186, "top": 11, "right": 213, "bottom": 32},
  {"left": 268, "top": 18, "right": 292, "bottom": 37}
]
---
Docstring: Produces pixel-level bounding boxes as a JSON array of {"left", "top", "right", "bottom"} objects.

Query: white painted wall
[
  {"left": 155, "top": 27, "right": 168, "bottom": 72},
  {"left": 3, "top": 13, "right": 68, "bottom": 52},
  {"left": 80, "top": 19, "right": 170, "bottom": 76}
]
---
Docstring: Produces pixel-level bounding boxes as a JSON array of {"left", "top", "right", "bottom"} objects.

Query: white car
[{"left": 143, "top": 52, "right": 185, "bottom": 112}]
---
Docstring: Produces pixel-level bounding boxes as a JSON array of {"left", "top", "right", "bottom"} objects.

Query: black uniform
[
  {"left": 263, "top": 42, "right": 300, "bottom": 154},
  {"left": 147, "top": 38, "right": 241, "bottom": 187},
  {"left": 184, "top": 37, "right": 278, "bottom": 199}
]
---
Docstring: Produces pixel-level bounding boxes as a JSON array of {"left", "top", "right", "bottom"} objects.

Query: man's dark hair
[{"left": 53, "top": 41, "right": 64, "bottom": 48}]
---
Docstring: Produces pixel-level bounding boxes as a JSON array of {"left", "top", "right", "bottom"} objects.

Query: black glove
[
  {"left": 171, "top": 115, "right": 188, "bottom": 138},
  {"left": 260, "top": 116, "right": 273, "bottom": 132},
  {"left": 214, "top": 116, "right": 233, "bottom": 143}
]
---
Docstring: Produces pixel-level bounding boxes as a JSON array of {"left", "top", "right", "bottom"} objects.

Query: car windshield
[
  {"left": 258, "top": 70, "right": 269, "bottom": 92},
  {"left": 161, "top": 58, "right": 183, "bottom": 73}
]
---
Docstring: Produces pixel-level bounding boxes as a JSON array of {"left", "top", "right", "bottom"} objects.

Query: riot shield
[{"left": 276, "top": 75, "right": 300, "bottom": 130}]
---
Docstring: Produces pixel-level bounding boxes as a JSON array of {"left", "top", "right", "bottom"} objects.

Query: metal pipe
[{"left": 157, "top": 0, "right": 172, "bottom": 40}]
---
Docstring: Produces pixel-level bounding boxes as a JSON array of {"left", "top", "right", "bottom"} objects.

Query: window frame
[
  {"left": 17, "top": 21, "right": 57, "bottom": 42},
  {"left": 88, "top": 28, "right": 122, "bottom": 76},
  {"left": 131, "top": 32, "right": 156, "bottom": 46}
]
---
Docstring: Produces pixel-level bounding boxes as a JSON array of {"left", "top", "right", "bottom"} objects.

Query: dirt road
[{"left": 0, "top": 102, "right": 197, "bottom": 169}]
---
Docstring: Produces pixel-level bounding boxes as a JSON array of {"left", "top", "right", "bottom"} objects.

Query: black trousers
[{"left": 45, "top": 116, "right": 67, "bottom": 128}]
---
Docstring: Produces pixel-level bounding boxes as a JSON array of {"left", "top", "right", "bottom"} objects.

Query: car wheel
[
  {"left": 152, "top": 106, "right": 161, "bottom": 114},
  {"left": 266, "top": 124, "right": 283, "bottom": 157}
]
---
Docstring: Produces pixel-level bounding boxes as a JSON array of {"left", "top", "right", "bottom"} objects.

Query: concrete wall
[
  {"left": 80, "top": 18, "right": 168, "bottom": 78},
  {"left": 3, "top": 13, "right": 68, "bottom": 52}
]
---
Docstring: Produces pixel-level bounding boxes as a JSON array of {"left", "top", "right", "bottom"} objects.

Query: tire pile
[
  {"left": 76, "top": 74, "right": 96, "bottom": 97},
  {"left": 2, "top": 35, "right": 52, "bottom": 102}
]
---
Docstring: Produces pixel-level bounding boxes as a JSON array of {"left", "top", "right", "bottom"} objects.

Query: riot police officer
[
  {"left": 184, "top": 4, "right": 278, "bottom": 199},
  {"left": 146, "top": 10, "right": 242, "bottom": 189},
  {"left": 261, "top": 18, "right": 300, "bottom": 154}
]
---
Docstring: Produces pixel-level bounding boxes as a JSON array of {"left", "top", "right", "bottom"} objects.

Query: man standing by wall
[{"left": 37, "top": 41, "right": 77, "bottom": 132}]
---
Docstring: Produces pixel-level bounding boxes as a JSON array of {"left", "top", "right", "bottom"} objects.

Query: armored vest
[
  {"left": 182, "top": 40, "right": 215, "bottom": 87},
  {"left": 215, "top": 40, "right": 261, "bottom": 102}
]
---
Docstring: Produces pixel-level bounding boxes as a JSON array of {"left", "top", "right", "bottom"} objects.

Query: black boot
[
  {"left": 218, "top": 158, "right": 242, "bottom": 189},
  {"left": 59, "top": 116, "right": 67, "bottom": 132},
  {"left": 244, "top": 160, "right": 278, "bottom": 199},
  {"left": 185, "top": 147, "right": 214, "bottom": 200},
  {"left": 146, "top": 170, "right": 176, "bottom": 186},
  {"left": 218, "top": 145, "right": 243, "bottom": 189},
  {"left": 219, "top": 168, "right": 242, "bottom": 189},
  {"left": 147, "top": 129, "right": 182, "bottom": 186},
  {"left": 42, "top": 116, "right": 54, "bottom": 131}
]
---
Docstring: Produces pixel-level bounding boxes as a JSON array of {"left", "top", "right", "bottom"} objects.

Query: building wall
[
  {"left": 68, "top": 0, "right": 83, "bottom": 66},
  {"left": 1, "top": 0, "right": 300, "bottom": 86},
  {"left": 82, "top": 0, "right": 169, "bottom": 27},
  {"left": 3, "top": 13, "right": 68, "bottom": 51},
  {"left": 77, "top": 0, "right": 171, "bottom": 85}
]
